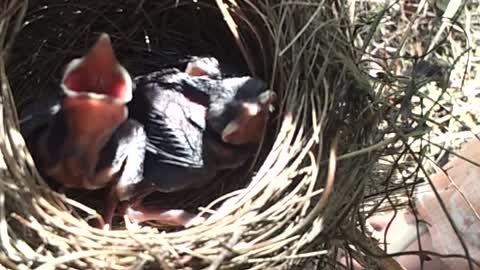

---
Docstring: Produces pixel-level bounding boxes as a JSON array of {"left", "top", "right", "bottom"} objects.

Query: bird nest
[{"left": 0, "top": 0, "right": 460, "bottom": 269}]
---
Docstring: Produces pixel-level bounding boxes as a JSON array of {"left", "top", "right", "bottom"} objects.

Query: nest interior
[
  {"left": 9, "top": 0, "right": 272, "bottom": 221},
  {"left": 0, "top": 0, "right": 402, "bottom": 269}
]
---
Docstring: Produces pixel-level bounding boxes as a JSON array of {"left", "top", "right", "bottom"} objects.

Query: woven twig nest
[{"left": 0, "top": 0, "right": 412, "bottom": 269}]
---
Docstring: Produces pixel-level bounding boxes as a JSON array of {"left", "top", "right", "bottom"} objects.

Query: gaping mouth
[{"left": 60, "top": 33, "right": 132, "bottom": 104}]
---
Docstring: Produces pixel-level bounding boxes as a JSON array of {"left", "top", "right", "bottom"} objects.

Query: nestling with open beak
[
  {"left": 117, "top": 57, "right": 276, "bottom": 227},
  {"left": 20, "top": 33, "right": 146, "bottom": 227}
]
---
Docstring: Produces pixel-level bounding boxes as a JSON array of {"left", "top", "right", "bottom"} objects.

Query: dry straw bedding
[{"left": 0, "top": 0, "right": 473, "bottom": 269}]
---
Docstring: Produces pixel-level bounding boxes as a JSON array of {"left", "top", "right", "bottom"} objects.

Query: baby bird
[
  {"left": 20, "top": 34, "right": 146, "bottom": 228},
  {"left": 119, "top": 57, "right": 276, "bottom": 227}
]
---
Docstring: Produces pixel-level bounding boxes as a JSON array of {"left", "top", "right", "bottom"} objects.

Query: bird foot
[
  {"left": 185, "top": 57, "right": 221, "bottom": 78},
  {"left": 124, "top": 205, "right": 206, "bottom": 228}
]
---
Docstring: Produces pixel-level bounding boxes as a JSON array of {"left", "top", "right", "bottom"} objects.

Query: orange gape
[
  {"left": 45, "top": 97, "right": 127, "bottom": 190},
  {"left": 62, "top": 33, "right": 131, "bottom": 101},
  {"left": 62, "top": 66, "right": 127, "bottom": 100}
]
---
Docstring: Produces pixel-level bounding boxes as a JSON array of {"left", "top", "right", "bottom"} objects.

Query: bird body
[
  {"left": 20, "top": 34, "right": 146, "bottom": 227},
  {"left": 121, "top": 58, "right": 276, "bottom": 226},
  {"left": 20, "top": 47, "right": 275, "bottom": 228}
]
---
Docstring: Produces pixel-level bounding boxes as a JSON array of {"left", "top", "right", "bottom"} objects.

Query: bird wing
[
  {"left": 18, "top": 95, "right": 62, "bottom": 138},
  {"left": 132, "top": 73, "right": 207, "bottom": 168}
]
